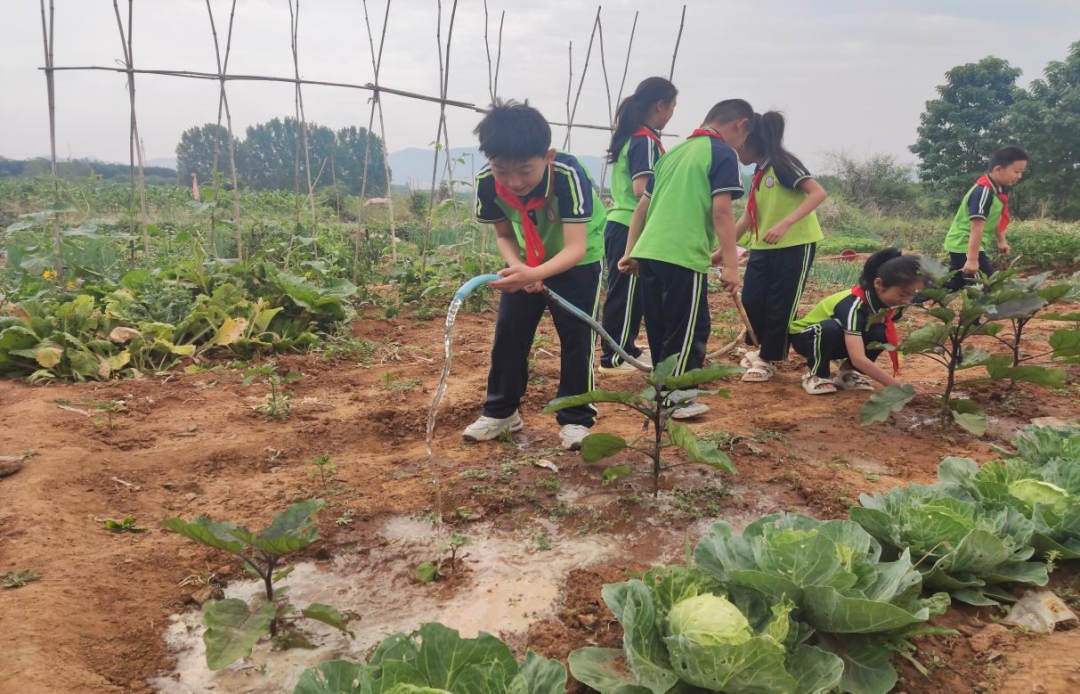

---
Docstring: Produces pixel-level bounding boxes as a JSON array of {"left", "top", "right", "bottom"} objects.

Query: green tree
[
  {"left": 1011, "top": 41, "right": 1080, "bottom": 220},
  {"left": 175, "top": 123, "right": 239, "bottom": 186},
  {"left": 910, "top": 57, "right": 1025, "bottom": 212},
  {"left": 333, "top": 125, "right": 389, "bottom": 197},
  {"left": 822, "top": 151, "right": 920, "bottom": 215}
]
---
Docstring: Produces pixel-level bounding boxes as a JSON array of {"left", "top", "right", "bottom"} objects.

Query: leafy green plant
[
  {"left": 93, "top": 400, "right": 128, "bottom": 431},
  {"left": 569, "top": 562, "right": 844, "bottom": 694},
  {"left": 243, "top": 363, "right": 303, "bottom": 419},
  {"left": 851, "top": 471, "right": 1048, "bottom": 606},
  {"left": 103, "top": 516, "right": 148, "bottom": 534},
  {"left": 292, "top": 622, "right": 566, "bottom": 694},
  {"left": 310, "top": 454, "right": 337, "bottom": 486},
  {"left": 937, "top": 430, "right": 1080, "bottom": 561},
  {"left": 415, "top": 532, "right": 472, "bottom": 583},
  {"left": 1011, "top": 423, "right": 1080, "bottom": 465},
  {"left": 161, "top": 500, "right": 352, "bottom": 670},
  {"left": 861, "top": 259, "right": 1059, "bottom": 436},
  {"left": 544, "top": 355, "right": 740, "bottom": 496},
  {"left": 693, "top": 513, "right": 950, "bottom": 694},
  {"left": 2, "top": 570, "right": 43, "bottom": 589}
]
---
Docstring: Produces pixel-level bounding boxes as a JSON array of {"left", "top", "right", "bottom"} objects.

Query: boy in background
[{"left": 943, "top": 145, "right": 1028, "bottom": 290}]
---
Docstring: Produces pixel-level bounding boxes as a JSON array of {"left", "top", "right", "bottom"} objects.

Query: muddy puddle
[
  {"left": 151, "top": 478, "right": 803, "bottom": 692},
  {"left": 150, "top": 515, "right": 615, "bottom": 693}
]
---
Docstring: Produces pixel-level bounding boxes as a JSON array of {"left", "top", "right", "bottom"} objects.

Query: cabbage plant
[
  {"left": 569, "top": 565, "right": 843, "bottom": 694},
  {"left": 693, "top": 514, "right": 948, "bottom": 694},
  {"left": 1011, "top": 424, "right": 1080, "bottom": 465},
  {"left": 936, "top": 456, "right": 1080, "bottom": 560},
  {"left": 293, "top": 623, "right": 565, "bottom": 694},
  {"left": 851, "top": 480, "right": 1048, "bottom": 607}
]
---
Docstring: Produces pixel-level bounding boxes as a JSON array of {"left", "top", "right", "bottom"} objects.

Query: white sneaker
[
  {"left": 463, "top": 411, "right": 523, "bottom": 441},
  {"left": 560, "top": 424, "right": 591, "bottom": 451},
  {"left": 666, "top": 389, "right": 711, "bottom": 420},
  {"left": 598, "top": 349, "right": 652, "bottom": 374}
]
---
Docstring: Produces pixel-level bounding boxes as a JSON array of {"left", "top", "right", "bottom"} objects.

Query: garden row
[{"left": 162, "top": 423, "right": 1080, "bottom": 694}]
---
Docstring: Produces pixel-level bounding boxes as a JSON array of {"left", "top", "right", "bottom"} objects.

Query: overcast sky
[{"left": 2, "top": 0, "right": 1077, "bottom": 173}]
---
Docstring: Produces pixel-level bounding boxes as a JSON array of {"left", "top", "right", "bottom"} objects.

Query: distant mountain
[
  {"left": 388, "top": 146, "right": 607, "bottom": 188},
  {"left": 147, "top": 156, "right": 177, "bottom": 169}
]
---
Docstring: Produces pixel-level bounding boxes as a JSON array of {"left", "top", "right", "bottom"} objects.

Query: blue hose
[{"left": 450, "top": 274, "right": 652, "bottom": 372}]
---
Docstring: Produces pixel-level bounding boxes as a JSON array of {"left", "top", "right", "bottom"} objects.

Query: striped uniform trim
[
  {"left": 973, "top": 185, "right": 992, "bottom": 219},
  {"left": 585, "top": 275, "right": 603, "bottom": 413},
  {"left": 844, "top": 298, "right": 863, "bottom": 334},
  {"left": 553, "top": 161, "right": 587, "bottom": 218},
  {"left": 474, "top": 168, "right": 507, "bottom": 223},
  {"left": 676, "top": 271, "right": 706, "bottom": 375},
  {"left": 610, "top": 273, "right": 639, "bottom": 367},
  {"left": 795, "top": 323, "right": 826, "bottom": 377},
  {"left": 782, "top": 244, "right": 815, "bottom": 354}
]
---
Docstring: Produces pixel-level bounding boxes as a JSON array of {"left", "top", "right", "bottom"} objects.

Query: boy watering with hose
[{"left": 463, "top": 100, "right": 607, "bottom": 451}]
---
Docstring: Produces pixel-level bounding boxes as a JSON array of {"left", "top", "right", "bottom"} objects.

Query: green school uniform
[
  {"left": 475, "top": 152, "right": 605, "bottom": 266},
  {"left": 741, "top": 160, "right": 823, "bottom": 250},
  {"left": 607, "top": 126, "right": 663, "bottom": 227},
  {"left": 630, "top": 130, "right": 744, "bottom": 273},
  {"left": 789, "top": 288, "right": 899, "bottom": 335},
  {"left": 944, "top": 178, "right": 1007, "bottom": 254}
]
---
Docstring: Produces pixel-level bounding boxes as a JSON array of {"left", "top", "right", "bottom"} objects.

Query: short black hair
[
  {"left": 990, "top": 145, "right": 1029, "bottom": 170},
  {"left": 474, "top": 99, "right": 551, "bottom": 162},
  {"left": 703, "top": 99, "right": 754, "bottom": 126}
]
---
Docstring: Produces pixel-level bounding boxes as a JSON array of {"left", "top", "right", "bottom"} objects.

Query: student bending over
[{"left": 788, "top": 248, "right": 924, "bottom": 396}]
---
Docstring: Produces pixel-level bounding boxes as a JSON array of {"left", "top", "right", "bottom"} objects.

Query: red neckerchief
[
  {"left": 689, "top": 128, "right": 725, "bottom": 142},
  {"left": 746, "top": 164, "right": 766, "bottom": 239},
  {"left": 495, "top": 165, "right": 552, "bottom": 268},
  {"left": 632, "top": 127, "right": 666, "bottom": 155},
  {"left": 976, "top": 174, "right": 1010, "bottom": 234},
  {"left": 851, "top": 286, "right": 899, "bottom": 376}
]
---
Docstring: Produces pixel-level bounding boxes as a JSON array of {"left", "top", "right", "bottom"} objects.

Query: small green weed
[
  {"left": 103, "top": 516, "right": 148, "bottom": 533},
  {"left": 2, "top": 570, "right": 43, "bottom": 589}
]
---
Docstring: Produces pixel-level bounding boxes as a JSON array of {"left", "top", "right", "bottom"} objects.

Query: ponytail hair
[
  {"left": 860, "top": 248, "right": 922, "bottom": 290},
  {"left": 607, "top": 77, "right": 678, "bottom": 164},
  {"left": 743, "top": 111, "right": 807, "bottom": 182}
]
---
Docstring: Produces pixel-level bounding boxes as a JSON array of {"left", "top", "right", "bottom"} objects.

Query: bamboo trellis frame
[{"left": 37, "top": 3, "right": 688, "bottom": 270}]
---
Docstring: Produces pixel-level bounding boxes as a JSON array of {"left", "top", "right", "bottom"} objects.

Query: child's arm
[
  {"left": 489, "top": 223, "right": 586, "bottom": 293},
  {"left": 618, "top": 193, "right": 651, "bottom": 275},
  {"left": 710, "top": 193, "right": 740, "bottom": 293},
  {"left": 734, "top": 209, "right": 750, "bottom": 237},
  {"left": 964, "top": 219, "right": 986, "bottom": 275},
  {"left": 762, "top": 179, "right": 827, "bottom": 245},
  {"left": 844, "top": 333, "right": 903, "bottom": 388}
]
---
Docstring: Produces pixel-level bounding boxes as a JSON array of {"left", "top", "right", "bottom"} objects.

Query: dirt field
[{"left": 2, "top": 285, "right": 1079, "bottom": 694}]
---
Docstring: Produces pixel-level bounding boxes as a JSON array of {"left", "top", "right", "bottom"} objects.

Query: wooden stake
[
  {"left": 289, "top": 0, "right": 318, "bottom": 254},
  {"left": 112, "top": 0, "right": 149, "bottom": 255},
  {"left": 565, "top": 7, "right": 601, "bottom": 150},
  {"left": 39, "top": 0, "right": 62, "bottom": 281},
  {"left": 596, "top": 11, "right": 614, "bottom": 193},
  {"left": 420, "top": 0, "right": 459, "bottom": 275},
  {"left": 205, "top": 0, "right": 242, "bottom": 260},
  {"left": 614, "top": 11, "right": 639, "bottom": 109},
  {"left": 669, "top": 4, "right": 686, "bottom": 81}
]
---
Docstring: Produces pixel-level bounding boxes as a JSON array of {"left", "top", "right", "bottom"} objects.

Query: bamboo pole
[
  {"left": 43, "top": 65, "right": 625, "bottom": 133},
  {"left": 354, "top": 0, "right": 394, "bottom": 282},
  {"left": 483, "top": 0, "right": 495, "bottom": 104},
  {"left": 330, "top": 151, "right": 341, "bottom": 223},
  {"left": 289, "top": 0, "right": 318, "bottom": 254},
  {"left": 112, "top": 0, "right": 149, "bottom": 255},
  {"left": 614, "top": 11, "right": 639, "bottom": 110},
  {"left": 565, "top": 42, "right": 573, "bottom": 149},
  {"left": 367, "top": 0, "right": 397, "bottom": 261},
  {"left": 205, "top": 0, "right": 242, "bottom": 260},
  {"left": 420, "top": 0, "right": 459, "bottom": 275},
  {"left": 39, "top": 0, "right": 62, "bottom": 281},
  {"left": 596, "top": 12, "right": 614, "bottom": 193},
  {"left": 493, "top": 11, "right": 504, "bottom": 100},
  {"left": 669, "top": 5, "right": 686, "bottom": 81},
  {"left": 564, "top": 7, "right": 602, "bottom": 150}
]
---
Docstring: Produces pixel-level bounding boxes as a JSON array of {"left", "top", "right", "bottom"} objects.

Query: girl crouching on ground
[{"left": 788, "top": 248, "right": 923, "bottom": 395}]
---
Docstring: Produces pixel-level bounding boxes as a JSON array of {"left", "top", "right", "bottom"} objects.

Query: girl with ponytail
[
  {"left": 788, "top": 248, "right": 925, "bottom": 396},
  {"left": 598, "top": 77, "right": 678, "bottom": 373},
  {"left": 734, "top": 111, "right": 828, "bottom": 384}
]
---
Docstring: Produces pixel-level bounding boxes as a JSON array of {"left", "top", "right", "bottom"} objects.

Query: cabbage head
[
  {"left": 666, "top": 594, "right": 753, "bottom": 646},
  {"left": 1009, "top": 479, "right": 1073, "bottom": 515}
]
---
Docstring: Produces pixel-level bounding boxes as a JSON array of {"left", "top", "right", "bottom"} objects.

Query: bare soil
[{"left": 2, "top": 285, "right": 1079, "bottom": 694}]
